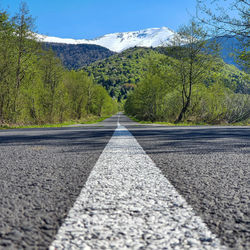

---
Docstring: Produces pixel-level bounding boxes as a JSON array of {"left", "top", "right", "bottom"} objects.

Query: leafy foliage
[
  {"left": 83, "top": 44, "right": 249, "bottom": 101},
  {"left": 0, "top": 6, "right": 117, "bottom": 126},
  {"left": 125, "top": 55, "right": 250, "bottom": 124},
  {"left": 84, "top": 47, "right": 176, "bottom": 101}
]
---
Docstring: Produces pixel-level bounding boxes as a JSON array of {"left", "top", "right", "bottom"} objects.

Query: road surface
[{"left": 0, "top": 113, "right": 249, "bottom": 249}]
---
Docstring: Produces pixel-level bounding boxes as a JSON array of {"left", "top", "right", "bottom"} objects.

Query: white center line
[{"left": 50, "top": 120, "right": 226, "bottom": 249}]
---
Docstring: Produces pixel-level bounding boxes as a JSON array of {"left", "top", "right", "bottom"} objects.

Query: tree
[
  {"left": 12, "top": 2, "right": 39, "bottom": 116},
  {"left": 85, "top": 74, "right": 95, "bottom": 115},
  {"left": 63, "top": 71, "right": 89, "bottom": 119},
  {"left": 39, "top": 49, "right": 63, "bottom": 122},
  {"left": 0, "top": 11, "right": 15, "bottom": 122},
  {"left": 0, "top": 4, "right": 118, "bottom": 126},
  {"left": 166, "top": 21, "right": 220, "bottom": 122},
  {"left": 124, "top": 53, "right": 176, "bottom": 121},
  {"left": 196, "top": 0, "right": 249, "bottom": 71},
  {"left": 197, "top": 0, "right": 249, "bottom": 38},
  {"left": 92, "top": 85, "right": 107, "bottom": 116}
]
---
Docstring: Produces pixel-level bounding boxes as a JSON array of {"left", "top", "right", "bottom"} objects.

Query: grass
[
  {"left": 0, "top": 115, "right": 112, "bottom": 130},
  {"left": 78, "top": 115, "right": 110, "bottom": 124},
  {"left": 128, "top": 115, "right": 250, "bottom": 126}
]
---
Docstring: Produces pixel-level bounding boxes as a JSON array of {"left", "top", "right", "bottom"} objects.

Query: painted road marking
[{"left": 50, "top": 120, "right": 226, "bottom": 249}]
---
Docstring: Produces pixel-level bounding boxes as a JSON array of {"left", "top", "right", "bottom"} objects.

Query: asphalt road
[
  {"left": 0, "top": 116, "right": 116, "bottom": 249},
  {"left": 0, "top": 113, "right": 249, "bottom": 249},
  {"left": 123, "top": 115, "right": 250, "bottom": 249}
]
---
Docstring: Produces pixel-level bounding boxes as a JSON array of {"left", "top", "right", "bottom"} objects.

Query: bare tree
[
  {"left": 196, "top": 0, "right": 249, "bottom": 72},
  {"left": 196, "top": 0, "right": 249, "bottom": 38}
]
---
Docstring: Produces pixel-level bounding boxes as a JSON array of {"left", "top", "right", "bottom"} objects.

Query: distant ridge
[{"left": 38, "top": 28, "right": 245, "bottom": 69}]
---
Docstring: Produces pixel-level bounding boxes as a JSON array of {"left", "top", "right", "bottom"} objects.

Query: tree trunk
[{"left": 175, "top": 97, "right": 190, "bottom": 123}]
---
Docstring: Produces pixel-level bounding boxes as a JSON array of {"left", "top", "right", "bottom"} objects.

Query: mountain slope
[
  {"left": 83, "top": 47, "right": 249, "bottom": 100},
  {"left": 83, "top": 47, "right": 159, "bottom": 100},
  {"left": 38, "top": 29, "right": 245, "bottom": 70},
  {"left": 208, "top": 36, "right": 247, "bottom": 70},
  {"left": 36, "top": 27, "right": 176, "bottom": 53},
  {"left": 43, "top": 43, "right": 116, "bottom": 69}
]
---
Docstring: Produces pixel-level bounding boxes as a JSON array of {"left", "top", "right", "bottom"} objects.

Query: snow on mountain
[{"left": 36, "top": 27, "right": 176, "bottom": 53}]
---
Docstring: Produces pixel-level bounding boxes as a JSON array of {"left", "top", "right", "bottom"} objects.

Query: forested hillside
[
  {"left": 42, "top": 43, "right": 116, "bottom": 69},
  {"left": 208, "top": 36, "right": 247, "bottom": 70},
  {"left": 0, "top": 6, "right": 117, "bottom": 126},
  {"left": 83, "top": 47, "right": 156, "bottom": 100},
  {"left": 84, "top": 46, "right": 249, "bottom": 101}
]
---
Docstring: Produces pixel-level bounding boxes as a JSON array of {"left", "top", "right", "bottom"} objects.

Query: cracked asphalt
[{"left": 0, "top": 114, "right": 249, "bottom": 249}]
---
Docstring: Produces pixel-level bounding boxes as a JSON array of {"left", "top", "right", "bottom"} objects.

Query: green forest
[
  {"left": 85, "top": 47, "right": 249, "bottom": 99},
  {"left": 84, "top": 48, "right": 154, "bottom": 101},
  {"left": 0, "top": 4, "right": 118, "bottom": 127}
]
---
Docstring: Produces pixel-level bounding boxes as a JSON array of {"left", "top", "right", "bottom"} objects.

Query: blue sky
[{"left": 1, "top": 0, "right": 199, "bottom": 39}]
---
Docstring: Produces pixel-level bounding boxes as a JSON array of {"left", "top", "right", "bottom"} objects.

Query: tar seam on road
[{"left": 49, "top": 119, "right": 227, "bottom": 250}]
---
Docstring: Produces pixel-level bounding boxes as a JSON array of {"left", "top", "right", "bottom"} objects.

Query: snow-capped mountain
[{"left": 36, "top": 27, "right": 176, "bottom": 53}]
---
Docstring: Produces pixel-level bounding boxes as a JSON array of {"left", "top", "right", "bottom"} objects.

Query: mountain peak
[{"left": 36, "top": 27, "right": 176, "bottom": 52}]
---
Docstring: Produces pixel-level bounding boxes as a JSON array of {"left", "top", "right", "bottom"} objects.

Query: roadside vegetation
[
  {"left": 0, "top": 3, "right": 118, "bottom": 128},
  {"left": 124, "top": 0, "right": 249, "bottom": 124},
  {"left": 0, "top": 115, "right": 112, "bottom": 129},
  {"left": 124, "top": 20, "right": 249, "bottom": 124}
]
